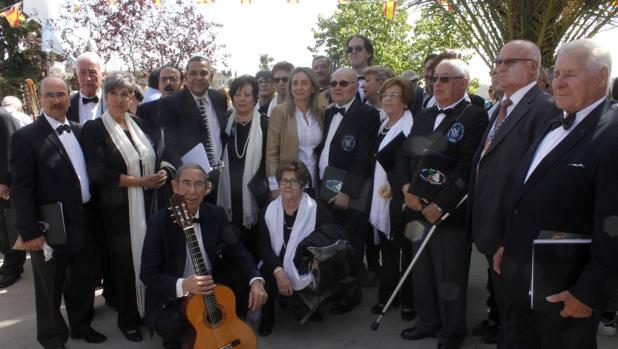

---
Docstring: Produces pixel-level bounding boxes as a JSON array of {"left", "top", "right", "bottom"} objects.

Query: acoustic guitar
[{"left": 169, "top": 194, "right": 257, "bottom": 349}]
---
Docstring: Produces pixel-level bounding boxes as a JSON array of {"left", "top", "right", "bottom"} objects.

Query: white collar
[
  {"left": 335, "top": 98, "right": 355, "bottom": 113},
  {"left": 437, "top": 96, "right": 465, "bottom": 111},
  {"left": 503, "top": 81, "right": 537, "bottom": 106},
  {"left": 191, "top": 90, "right": 210, "bottom": 102},
  {"left": 79, "top": 90, "right": 101, "bottom": 101},
  {"left": 43, "top": 112, "right": 69, "bottom": 129},
  {"left": 567, "top": 97, "right": 606, "bottom": 122}
]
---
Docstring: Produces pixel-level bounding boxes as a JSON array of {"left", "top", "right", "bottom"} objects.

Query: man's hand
[
  {"left": 422, "top": 203, "right": 443, "bottom": 224},
  {"left": 546, "top": 290, "right": 593, "bottom": 318},
  {"left": 403, "top": 189, "right": 423, "bottom": 212},
  {"left": 248, "top": 280, "right": 268, "bottom": 311},
  {"left": 328, "top": 192, "right": 350, "bottom": 210},
  {"left": 274, "top": 268, "right": 293, "bottom": 297},
  {"left": 493, "top": 246, "right": 504, "bottom": 274},
  {"left": 182, "top": 275, "right": 215, "bottom": 295},
  {"left": 22, "top": 235, "right": 46, "bottom": 251},
  {"left": 0, "top": 184, "right": 9, "bottom": 200}
]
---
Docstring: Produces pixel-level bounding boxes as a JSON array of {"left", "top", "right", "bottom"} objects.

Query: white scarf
[
  {"left": 101, "top": 111, "right": 155, "bottom": 316},
  {"left": 265, "top": 193, "right": 317, "bottom": 290},
  {"left": 217, "top": 108, "right": 262, "bottom": 228},
  {"left": 266, "top": 97, "right": 278, "bottom": 118},
  {"left": 369, "top": 110, "right": 413, "bottom": 240}
]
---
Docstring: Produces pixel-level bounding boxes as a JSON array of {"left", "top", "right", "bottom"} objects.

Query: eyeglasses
[
  {"left": 42, "top": 92, "right": 68, "bottom": 99},
  {"left": 273, "top": 77, "right": 288, "bottom": 83},
  {"left": 279, "top": 178, "right": 302, "bottom": 187},
  {"left": 178, "top": 180, "right": 207, "bottom": 191},
  {"left": 380, "top": 93, "right": 402, "bottom": 99},
  {"left": 329, "top": 80, "right": 357, "bottom": 88},
  {"left": 347, "top": 45, "right": 364, "bottom": 53},
  {"left": 429, "top": 76, "right": 465, "bottom": 84},
  {"left": 160, "top": 76, "right": 178, "bottom": 83},
  {"left": 493, "top": 58, "right": 535, "bottom": 67}
]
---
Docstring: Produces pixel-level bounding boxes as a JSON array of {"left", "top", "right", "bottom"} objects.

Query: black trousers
[
  {"left": 30, "top": 240, "right": 96, "bottom": 348},
  {"left": 486, "top": 254, "right": 506, "bottom": 348},
  {"left": 328, "top": 206, "right": 368, "bottom": 273},
  {"left": 411, "top": 224, "right": 471, "bottom": 347},
  {"left": 0, "top": 200, "right": 26, "bottom": 277},
  {"left": 377, "top": 230, "right": 413, "bottom": 308}
]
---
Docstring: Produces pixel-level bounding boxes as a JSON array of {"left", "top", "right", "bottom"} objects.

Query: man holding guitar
[{"left": 140, "top": 163, "right": 267, "bottom": 349}]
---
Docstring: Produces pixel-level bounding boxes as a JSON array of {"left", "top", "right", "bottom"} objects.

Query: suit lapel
[
  {"left": 208, "top": 89, "right": 226, "bottom": 129},
  {"left": 38, "top": 117, "right": 78, "bottom": 178},
  {"left": 332, "top": 99, "right": 360, "bottom": 144},
  {"left": 515, "top": 100, "right": 608, "bottom": 202},
  {"left": 168, "top": 217, "right": 188, "bottom": 276},
  {"left": 199, "top": 205, "right": 217, "bottom": 264}
]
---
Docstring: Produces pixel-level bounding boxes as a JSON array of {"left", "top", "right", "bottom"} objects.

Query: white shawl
[
  {"left": 265, "top": 193, "right": 317, "bottom": 291},
  {"left": 217, "top": 108, "right": 262, "bottom": 228},
  {"left": 101, "top": 111, "right": 155, "bottom": 316},
  {"left": 369, "top": 110, "right": 413, "bottom": 240}
]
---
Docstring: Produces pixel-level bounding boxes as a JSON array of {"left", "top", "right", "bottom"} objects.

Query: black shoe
[
  {"left": 121, "top": 328, "right": 142, "bottom": 342},
  {"left": 258, "top": 320, "right": 273, "bottom": 337},
  {"left": 70, "top": 327, "right": 107, "bottom": 343},
  {"left": 0, "top": 273, "right": 20, "bottom": 288},
  {"left": 330, "top": 299, "right": 359, "bottom": 315},
  {"left": 401, "top": 309, "right": 416, "bottom": 321},
  {"left": 400, "top": 327, "right": 436, "bottom": 341},
  {"left": 471, "top": 319, "right": 497, "bottom": 336}
]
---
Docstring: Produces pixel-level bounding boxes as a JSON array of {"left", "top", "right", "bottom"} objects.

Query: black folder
[
  {"left": 319, "top": 166, "right": 371, "bottom": 213},
  {"left": 5, "top": 202, "right": 67, "bottom": 247}
]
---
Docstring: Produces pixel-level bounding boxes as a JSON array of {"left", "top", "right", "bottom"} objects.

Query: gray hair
[
  {"left": 74, "top": 52, "right": 103, "bottom": 71},
  {"left": 103, "top": 71, "right": 137, "bottom": 95},
  {"left": 436, "top": 59, "right": 470, "bottom": 80},
  {"left": 364, "top": 65, "right": 396, "bottom": 84},
  {"left": 1, "top": 96, "right": 22, "bottom": 110},
  {"left": 176, "top": 163, "right": 208, "bottom": 181},
  {"left": 557, "top": 39, "right": 612, "bottom": 87}
]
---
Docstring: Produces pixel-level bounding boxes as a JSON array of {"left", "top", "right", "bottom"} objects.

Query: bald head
[
  {"left": 330, "top": 68, "right": 358, "bottom": 105},
  {"left": 496, "top": 40, "right": 541, "bottom": 96}
]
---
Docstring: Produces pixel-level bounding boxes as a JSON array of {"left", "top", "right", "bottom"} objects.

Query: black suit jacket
[
  {"left": 392, "top": 100, "right": 488, "bottom": 225},
  {"left": 136, "top": 99, "right": 162, "bottom": 151},
  {"left": 0, "top": 109, "right": 17, "bottom": 186},
  {"left": 469, "top": 85, "right": 558, "bottom": 255},
  {"left": 502, "top": 99, "right": 618, "bottom": 308},
  {"left": 160, "top": 87, "right": 228, "bottom": 169},
  {"left": 66, "top": 92, "right": 105, "bottom": 124},
  {"left": 319, "top": 99, "right": 380, "bottom": 198},
  {"left": 140, "top": 203, "right": 260, "bottom": 330},
  {"left": 9, "top": 117, "right": 89, "bottom": 253}
]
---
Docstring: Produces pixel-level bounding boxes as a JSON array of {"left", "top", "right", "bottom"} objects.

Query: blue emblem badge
[
  {"left": 324, "top": 179, "right": 343, "bottom": 193},
  {"left": 447, "top": 122, "right": 465, "bottom": 143},
  {"left": 420, "top": 168, "right": 447, "bottom": 185},
  {"left": 341, "top": 135, "right": 356, "bottom": 152}
]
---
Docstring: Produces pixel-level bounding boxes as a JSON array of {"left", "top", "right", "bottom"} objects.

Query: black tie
[
  {"left": 56, "top": 125, "right": 72, "bottom": 135},
  {"left": 192, "top": 217, "right": 204, "bottom": 224},
  {"left": 549, "top": 113, "right": 576, "bottom": 130},
  {"left": 334, "top": 107, "right": 346, "bottom": 116},
  {"left": 82, "top": 96, "right": 99, "bottom": 104}
]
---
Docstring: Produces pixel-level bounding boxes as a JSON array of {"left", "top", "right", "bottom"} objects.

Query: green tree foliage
[
  {"left": 311, "top": 1, "right": 471, "bottom": 75},
  {"left": 258, "top": 53, "right": 274, "bottom": 71},
  {"left": 0, "top": 0, "right": 47, "bottom": 97},
  {"left": 405, "top": 0, "right": 618, "bottom": 66}
]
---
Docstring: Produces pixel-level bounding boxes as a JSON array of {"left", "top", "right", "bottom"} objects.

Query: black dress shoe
[
  {"left": 70, "top": 327, "right": 107, "bottom": 343},
  {"left": 471, "top": 319, "right": 497, "bottom": 336},
  {"left": 330, "top": 299, "right": 359, "bottom": 315},
  {"left": 121, "top": 328, "right": 143, "bottom": 342},
  {"left": 401, "top": 309, "right": 416, "bottom": 321},
  {"left": 0, "top": 273, "right": 20, "bottom": 288},
  {"left": 400, "top": 327, "right": 436, "bottom": 340},
  {"left": 258, "top": 321, "right": 273, "bottom": 337}
]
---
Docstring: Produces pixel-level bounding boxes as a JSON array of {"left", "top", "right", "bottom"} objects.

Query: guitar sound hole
[{"left": 204, "top": 306, "right": 223, "bottom": 326}]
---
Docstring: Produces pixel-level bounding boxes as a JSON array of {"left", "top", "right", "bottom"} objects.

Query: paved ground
[{"left": 1, "top": 248, "right": 617, "bottom": 349}]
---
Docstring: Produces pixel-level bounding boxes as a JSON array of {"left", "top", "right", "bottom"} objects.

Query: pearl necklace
[{"left": 234, "top": 119, "right": 250, "bottom": 158}]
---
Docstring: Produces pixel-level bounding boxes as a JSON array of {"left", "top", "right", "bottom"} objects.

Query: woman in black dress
[
  {"left": 82, "top": 72, "right": 167, "bottom": 342},
  {"left": 217, "top": 75, "right": 268, "bottom": 258}
]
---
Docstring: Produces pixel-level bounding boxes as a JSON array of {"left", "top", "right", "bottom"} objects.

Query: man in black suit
[
  {"left": 66, "top": 52, "right": 105, "bottom": 124},
  {"left": 10, "top": 77, "right": 105, "bottom": 349},
  {"left": 468, "top": 40, "right": 558, "bottom": 346},
  {"left": 318, "top": 67, "right": 380, "bottom": 314},
  {"left": 140, "top": 164, "right": 267, "bottom": 349},
  {"left": 160, "top": 56, "right": 228, "bottom": 203},
  {"left": 393, "top": 59, "right": 488, "bottom": 349},
  {"left": 0, "top": 107, "right": 26, "bottom": 289},
  {"left": 493, "top": 39, "right": 618, "bottom": 349},
  {"left": 136, "top": 65, "right": 183, "bottom": 153}
]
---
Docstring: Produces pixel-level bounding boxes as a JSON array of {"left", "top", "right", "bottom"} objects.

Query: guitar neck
[{"left": 183, "top": 226, "right": 218, "bottom": 307}]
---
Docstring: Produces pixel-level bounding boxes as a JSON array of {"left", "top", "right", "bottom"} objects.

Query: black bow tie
[
  {"left": 550, "top": 113, "right": 576, "bottom": 130},
  {"left": 334, "top": 107, "right": 346, "bottom": 116},
  {"left": 438, "top": 108, "right": 453, "bottom": 115},
  {"left": 82, "top": 96, "right": 99, "bottom": 104},
  {"left": 56, "top": 124, "right": 72, "bottom": 135},
  {"left": 192, "top": 217, "right": 204, "bottom": 224}
]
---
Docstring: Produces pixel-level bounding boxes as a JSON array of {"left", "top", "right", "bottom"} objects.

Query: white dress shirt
[
  {"left": 487, "top": 81, "right": 536, "bottom": 135},
  {"left": 43, "top": 114, "right": 91, "bottom": 203},
  {"left": 433, "top": 97, "right": 465, "bottom": 131},
  {"left": 141, "top": 87, "right": 161, "bottom": 104},
  {"left": 78, "top": 91, "right": 103, "bottom": 125},
  {"left": 192, "top": 92, "right": 222, "bottom": 161},
  {"left": 318, "top": 98, "right": 355, "bottom": 179},
  {"left": 295, "top": 108, "right": 322, "bottom": 189},
  {"left": 525, "top": 97, "right": 605, "bottom": 182}
]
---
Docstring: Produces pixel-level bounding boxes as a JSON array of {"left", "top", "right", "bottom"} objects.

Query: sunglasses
[
  {"left": 347, "top": 45, "right": 364, "bottom": 53},
  {"left": 329, "top": 80, "right": 357, "bottom": 88},
  {"left": 493, "top": 58, "right": 534, "bottom": 66},
  {"left": 429, "top": 76, "right": 464, "bottom": 83},
  {"left": 273, "top": 77, "right": 288, "bottom": 83}
]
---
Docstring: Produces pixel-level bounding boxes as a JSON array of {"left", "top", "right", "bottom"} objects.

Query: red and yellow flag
[
  {"left": 383, "top": 0, "right": 397, "bottom": 20},
  {"left": 0, "top": 3, "right": 25, "bottom": 28},
  {"left": 197, "top": 0, "right": 215, "bottom": 4},
  {"left": 152, "top": 0, "right": 163, "bottom": 6}
]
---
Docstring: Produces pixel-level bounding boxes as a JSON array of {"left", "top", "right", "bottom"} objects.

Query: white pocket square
[{"left": 567, "top": 163, "right": 585, "bottom": 168}]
